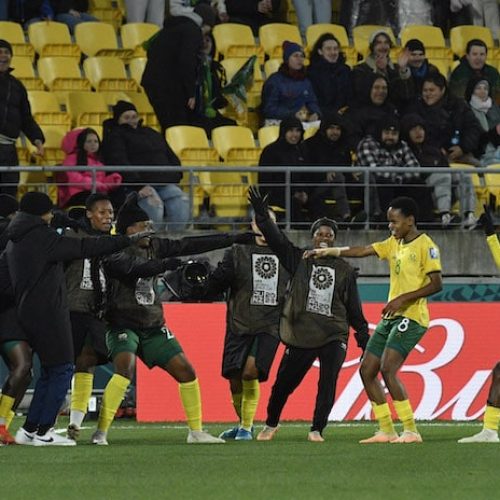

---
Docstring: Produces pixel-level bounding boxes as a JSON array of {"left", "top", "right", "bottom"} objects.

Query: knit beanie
[
  {"left": 0, "top": 194, "right": 19, "bottom": 217},
  {"left": 0, "top": 39, "right": 13, "bottom": 55},
  {"left": 405, "top": 38, "right": 425, "bottom": 53},
  {"left": 116, "top": 192, "right": 150, "bottom": 234},
  {"left": 310, "top": 217, "right": 338, "bottom": 237},
  {"left": 282, "top": 40, "right": 304, "bottom": 62},
  {"left": 112, "top": 100, "right": 137, "bottom": 122},
  {"left": 19, "top": 192, "right": 54, "bottom": 216}
]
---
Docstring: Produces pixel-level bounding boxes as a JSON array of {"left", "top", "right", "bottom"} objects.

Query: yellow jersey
[
  {"left": 487, "top": 234, "right": 500, "bottom": 270},
  {"left": 372, "top": 234, "right": 442, "bottom": 327}
]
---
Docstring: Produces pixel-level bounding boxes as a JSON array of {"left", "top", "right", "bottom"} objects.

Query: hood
[
  {"left": 61, "top": 128, "right": 85, "bottom": 155},
  {"left": 357, "top": 72, "right": 389, "bottom": 107},
  {"left": 400, "top": 113, "right": 426, "bottom": 143},
  {"left": 319, "top": 112, "right": 348, "bottom": 134},
  {"left": 464, "top": 75, "right": 492, "bottom": 102},
  {"left": 278, "top": 116, "right": 304, "bottom": 141},
  {"left": 7, "top": 211, "right": 47, "bottom": 242}
]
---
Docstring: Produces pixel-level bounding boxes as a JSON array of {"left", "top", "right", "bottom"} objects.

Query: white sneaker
[
  {"left": 463, "top": 213, "right": 478, "bottom": 230},
  {"left": 458, "top": 428, "right": 500, "bottom": 443},
  {"left": 441, "top": 212, "right": 452, "bottom": 227},
  {"left": 33, "top": 429, "right": 77, "bottom": 446},
  {"left": 67, "top": 423, "right": 80, "bottom": 441},
  {"left": 91, "top": 430, "right": 109, "bottom": 445},
  {"left": 187, "top": 430, "right": 225, "bottom": 444},
  {"left": 15, "top": 427, "right": 36, "bottom": 446}
]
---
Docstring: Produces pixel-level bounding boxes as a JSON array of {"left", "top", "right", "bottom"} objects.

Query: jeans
[
  {"left": 55, "top": 13, "right": 98, "bottom": 34},
  {"left": 292, "top": 0, "right": 332, "bottom": 37},
  {"left": 427, "top": 171, "right": 476, "bottom": 214}
]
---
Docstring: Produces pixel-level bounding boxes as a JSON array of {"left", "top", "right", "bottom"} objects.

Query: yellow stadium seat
[
  {"left": 37, "top": 56, "right": 91, "bottom": 94},
  {"left": 28, "top": 21, "right": 80, "bottom": 58},
  {"left": 16, "top": 136, "right": 30, "bottom": 165},
  {"left": 10, "top": 57, "right": 44, "bottom": 90},
  {"left": 212, "top": 23, "right": 264, "bottom": 62},
  {"left": 75, "top": 22, "right": 133, "bottom": 59},
  {"left": 97, "top": 90, "right": 131, "bottom": 107},
  {"left": 428, "top": 58, "right": 451, "bottom": 77},
  {"left": 258, "top": 126, "right": 279, "bottom": 149},
  {"left": 27, "top": 90, "right": 71, "bottom": 130},
  {"left": 83, "top": 56, "right": 138, "bottom": 92},
  {"left": 305, "top": 23, "right": 358, "bottom": 66},
  {"left": 220, "top": 57, "right": 263, "bottom": 109},
  {"left": 120, "top": 22, "right": 160, "bottom": 58},
  {"left": 450, "top": 25, "right": 494, "bottom": 58},
  {"left": 128, "top": 57, "right": 147, "bottom": 89},
  {"left": 485, "top": 164, "right": 500, "bottom": 208},
  {"left": 264, "top": 58, "right": 282, "bottom": 78},
  {"left": 303, "top": 126, "right": 318, "bottom": 139},
  {"left": 0, "top": 21, "right": 35, "bottom": 60},
  {"left": 66, "top": 91, "right": 111, "bottom": 127},
  {"left": 89, "top": 0, "right": 124, "bottom": 31},
  {"left": 352, "top": 25, "right": 397, "bottom": 59},
  {"left": 400, "top": 25, "right": 452, "bottom": 61},
  {"left": 259, "top": 23, "right": 302, "bottom": 59}
]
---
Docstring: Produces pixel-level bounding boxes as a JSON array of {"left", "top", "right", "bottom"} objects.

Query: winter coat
[
  {"left": 101, "top": 119, "right": 181, "bottom": 189},
  {"left": 1, "top": 212, "right": 131, "bottom": 365}
]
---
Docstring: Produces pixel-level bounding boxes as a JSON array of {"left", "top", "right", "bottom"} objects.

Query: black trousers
[
  {"left": 0, "top": 143, "right": 19, "bottom": 197},
  {"left": 265, "top": 340, "right": 347, "bottom": 434}
]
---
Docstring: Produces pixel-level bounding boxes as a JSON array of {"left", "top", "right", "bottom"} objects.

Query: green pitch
[{"left": 1, "top": 419, "right": 498, "bottom": 500}]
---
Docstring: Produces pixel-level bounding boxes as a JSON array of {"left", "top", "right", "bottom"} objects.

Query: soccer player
[
  {"left": 205, "top": 209, "right": 289, "bottom": 441},
  {"left": 90, "top": 193, "right": 255, "bottom": 445},
  {"left": 248, "top": 186, "right": 369, "bottom": 442},
  {"left": 459, "top": 206, "right": 500, "bottom": 443},
  {"left": 305, "top": 196, "right": 442, "bottom": 443}
]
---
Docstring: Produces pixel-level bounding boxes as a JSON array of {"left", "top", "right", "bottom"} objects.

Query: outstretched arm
[{"left": 303, "top": 245, "right": 377, "bottom": 259}]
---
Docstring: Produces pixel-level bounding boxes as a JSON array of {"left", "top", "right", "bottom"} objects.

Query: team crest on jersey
[{"left": 429, "top": 247, "right": 439, "bottom": 259}]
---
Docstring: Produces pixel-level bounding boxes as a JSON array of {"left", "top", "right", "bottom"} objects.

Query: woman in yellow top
[
  {"left": 459, "top": 206, "right": 500, "bottom": 443},
  {"left": 304, "top": 196, "right": 443, "bottom": 444}
]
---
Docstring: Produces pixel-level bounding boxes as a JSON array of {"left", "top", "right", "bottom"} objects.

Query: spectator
[
  {"left": 407, "top": 72, "right": 483, "bottom": 165},
  {"left": 125, "top": 0, "right": 166, "bottom": 26},
  {"left": 303, "top": 113, "right": 356, "bottom": 224},
  {"left": 142, "top": 3, "right": 216, "bottom": 132},
  {"left": 307, "top": 33, "right": 352, "bottom": 116},
  {"left": 356, "top": 116, "right": 421, "bottom": 215},
  {"left": 352, "top": 30, "right": 413, "bottom": 109},
  {"left": 261, "top": 41, "right": 321, "bottom": 125},
  {"left": 50, "top": 1, "right": 98, "bottom": 34},
  {"left": 0, "top": 39, "right": 44, "bottom": 197},
  {"left": 101, "top": 100, "right": 189, "bottom": 231},
  {"left": 470, "top": 0, "right": 500, "bottom": 40},
  {"left": 292, "top": 0, "right": 331, "bottom": 38},
  {"left": 57, "top": 128, "right": 123, "bottom": 210},
  {"left": 449, "top": 39, "right": 500, "bottom": 103},
  {"left": 465, "top": 76, "right": 500, "bottom": 164},
  {"left": 401, "top": 113, "right": 477, "bottom": 228},
  {"left": 223, "top": 0, "right": 281, "bottom": 36}
]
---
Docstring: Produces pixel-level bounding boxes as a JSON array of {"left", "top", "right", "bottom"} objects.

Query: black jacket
[
  {"left": 254, "top": 215, "right": 369, "bottom": 349},
  {"left": 1, "top": 212, "right": 131, "bottom": 365},
  {"left": 101, "top": 119, "right": 181, "bottom": 188}
]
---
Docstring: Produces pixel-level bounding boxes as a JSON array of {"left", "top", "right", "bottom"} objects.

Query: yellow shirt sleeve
[
  {"left": 371, "top": 237, "right": 393, "bottom": 260},
  {"left": 421, "top": 237, "right": 442, "bottom": 275},
  {"left": 487, "top": 234, "right": 500, "bottom": 270}
]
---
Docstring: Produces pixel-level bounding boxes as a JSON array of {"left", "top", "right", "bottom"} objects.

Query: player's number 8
[{"left": 397, "top": 318, "right": 410, "bottom": 333}]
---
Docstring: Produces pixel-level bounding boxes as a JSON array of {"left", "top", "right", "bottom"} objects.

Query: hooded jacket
[{"left": 1, "top": 212, "right": 131, "bottom": 365}]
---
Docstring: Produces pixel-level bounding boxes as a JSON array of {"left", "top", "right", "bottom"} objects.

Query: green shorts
[
  {"left": 106, "top": 326, "right": 183, "bottom": 368},
  {"left": 366, "top": 317, "right": 427, "bottom": 359}
]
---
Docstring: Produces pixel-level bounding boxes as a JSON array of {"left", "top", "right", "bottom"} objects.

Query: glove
[
  {"left": 248, "top": 185, "right": 269, "bottom": 218},
  {"left": 128, "top": 230, "right": 155, "bottom": 243},
  {"left": 482, "top": 204, "right": 495, "bottom": 236},
  {"left": 233, "top": 231, "right": 259, "bottom": 244},
  {"left": 355, "top": 332, "right": 369, "bottom": 353},
  {"left": 163, "top": 257, "right": 183, "bottom": 271}
]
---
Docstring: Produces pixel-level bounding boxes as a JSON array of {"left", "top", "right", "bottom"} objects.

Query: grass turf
[{"left": 1, "top": 419, "right": 498, "bottom": 500}]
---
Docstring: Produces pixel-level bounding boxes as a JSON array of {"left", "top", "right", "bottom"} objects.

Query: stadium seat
[
  {"left": 98, "top": 90, "right": 131, "bottom": 108},
  {"left": 128, "top": 57, "right": 147, "bottom": 89},
  {"left": 120, "top": 22, "right": 159, "bottom": 58},
  {"left": 485, "top": 164, "right": 500, "bottom": 208},
  {"left": 27, "top": 90, "right": 71, "bottom": 130},
  {"left": 28, "top": 21, "right": 80, "bottom": 58},
  {"left": 212, "top": 23, "right": 264, "bottom": 62},
  {"left": 399, "top": 25, "right": 452, "bottom": 61},
  {"left": 16, "top": 136, "right": 30, "bottom": 165},
  {"left": 305, "top": 23, "right": 358, "bottom": 66},
  {"left": 264, "top": 59, "right": 282, "bottom": 78},
  {"left": 65, "top": 91, "right": 111, "bottom": 127},
  {"left": 352, "top": 25, "right": 397, "bottom": 60},
  {"left": 83, "top": 56, "right": 139, "bottom": 92},
  {"left": 74, "top": 22, "right": 133, "bottom": 59},
  {"left": 428, "top": 58, "right": 451, "bottom": 77},
  {"left": 257, "top": 126, "right": 279, "bottom": 149},
  {"left": 89, "top": 0, "right": 124, "bottom": 31},
  {"left": 0, "top": 21, "right": 35, "bottom": 60},
  {"left": 449, "top": 25, "right": 495, "bottom": 59},
  {"left": 10, "top": 57, "right": 44, "bottom": 90},
  {"left": 220, "top": 57, "right": 263, "bottom": 109},
  {"left": 259, "top": 23, "right": 302, "bottom": 59},
  {"left": 303, "top": 126, "right": 318, "bottom": 139}
]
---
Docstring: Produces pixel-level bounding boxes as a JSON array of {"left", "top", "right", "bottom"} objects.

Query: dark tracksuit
[{"left": 255, "top": 216, "right": 369, "bottom": 434}]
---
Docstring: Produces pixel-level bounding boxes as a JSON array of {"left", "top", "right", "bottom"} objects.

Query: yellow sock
[
  {"left": 393, "top": 399, "right": 418, "bottom": 433},
  {"left": 0, "top": 395, "right": 15, "bottom": 425},
  {"left": 97, "top": 374, "right": 130, "bottom": 433},
  {"left": 71, "top": 372, "right": 94, "bottom": 413},
  {"left": 240, "top": 380, "right": 260, "bottom": 431},
  {"left": 6, "top": 410, "right": 15, "bottom": 430},
  {"left": 483, "top": 405, "right": 500, "bottom": 431},
  {"left": 232, "top": 392, "right": 242, "bottom": 420},
  {"left": 372, "top": 402, "right": 396, "bottom": 435},
  {"left": 179, "top": 379, "right": 202, "bottom": 432}
]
